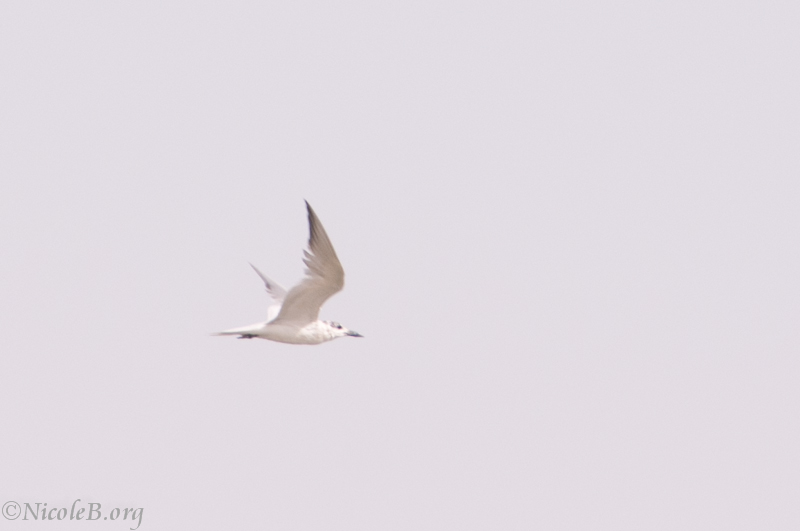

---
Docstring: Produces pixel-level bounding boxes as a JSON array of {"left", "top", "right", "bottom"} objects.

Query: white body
[
  {"left": 215, "top": 202, "right": 362, "bottom": 345},
  {"left": 218, "top": 320, "right": 349, "bottom": 345}
]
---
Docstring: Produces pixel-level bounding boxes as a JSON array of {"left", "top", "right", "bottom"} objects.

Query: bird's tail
[{"left": 212, "top": 321, "right": 267, "bottom": 337}]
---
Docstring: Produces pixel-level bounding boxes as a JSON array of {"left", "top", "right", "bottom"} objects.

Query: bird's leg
[{"left": 238, "top": 334, "right": 256, "bottom": 339}]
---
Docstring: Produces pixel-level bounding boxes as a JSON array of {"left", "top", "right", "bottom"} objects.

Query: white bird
[{"left": 215, "top": 201, "right": 363, "bottom": 344}]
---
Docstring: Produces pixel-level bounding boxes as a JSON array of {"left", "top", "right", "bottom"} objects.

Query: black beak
[{"left": 346, "top": 330, "right": 364, "bottom": 338}]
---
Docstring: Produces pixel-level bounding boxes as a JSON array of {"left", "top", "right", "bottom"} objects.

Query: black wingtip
[{"left": 304, "top": 201, "right": 319, "bottom": 236}]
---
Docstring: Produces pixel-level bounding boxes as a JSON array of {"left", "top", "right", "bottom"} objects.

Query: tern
[{"left": 216, "top": 201, "right": 363, "bottom": 344}]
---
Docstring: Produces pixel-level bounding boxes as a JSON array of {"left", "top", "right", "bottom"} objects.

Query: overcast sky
[{"left": 1, "top": 1, "right": 799, "bottom": 530}]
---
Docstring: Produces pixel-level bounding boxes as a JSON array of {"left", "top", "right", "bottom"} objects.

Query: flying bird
[{"left": 216, "top": 201, "right": 363, "bottom": 344}]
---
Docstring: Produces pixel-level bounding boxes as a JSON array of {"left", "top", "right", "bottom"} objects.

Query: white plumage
[{"left": 215, "top": 201, "right": 362, "bottom": 345}]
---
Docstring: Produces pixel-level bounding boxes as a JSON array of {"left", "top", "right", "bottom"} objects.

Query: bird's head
[{"left": 324, "top": 320, "right": 363, "bottom": 339}]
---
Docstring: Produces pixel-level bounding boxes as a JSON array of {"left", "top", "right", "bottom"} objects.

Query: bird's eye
[{"left": 336, "top": 324, "right": 342, "bottom": 329}]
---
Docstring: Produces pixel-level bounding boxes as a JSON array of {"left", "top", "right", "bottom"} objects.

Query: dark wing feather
[{"left": 271, "top": 202, "right": 345, "bottom": 326}]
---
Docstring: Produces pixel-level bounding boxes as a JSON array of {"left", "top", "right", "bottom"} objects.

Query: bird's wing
[
  {"left": 271, "top": 201, "right": 345, "bottom": 326},
  {"left": 249, "top": 263, "right": 286, "bottom": 322},
  {"left": 249, "top": 263, "right": 287, "bottom": 300}
]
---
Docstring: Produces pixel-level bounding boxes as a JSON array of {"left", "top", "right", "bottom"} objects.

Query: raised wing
[
  {"left": 271, "top": 201, "right": 345, "bottom": 326},
  {"left": 249, "top": 263, "right": 286, "bottom": 322}
]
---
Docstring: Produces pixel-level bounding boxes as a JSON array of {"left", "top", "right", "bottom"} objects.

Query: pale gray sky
[{"left": 1, "top": 1, "right": 799, "bottom": 530}]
